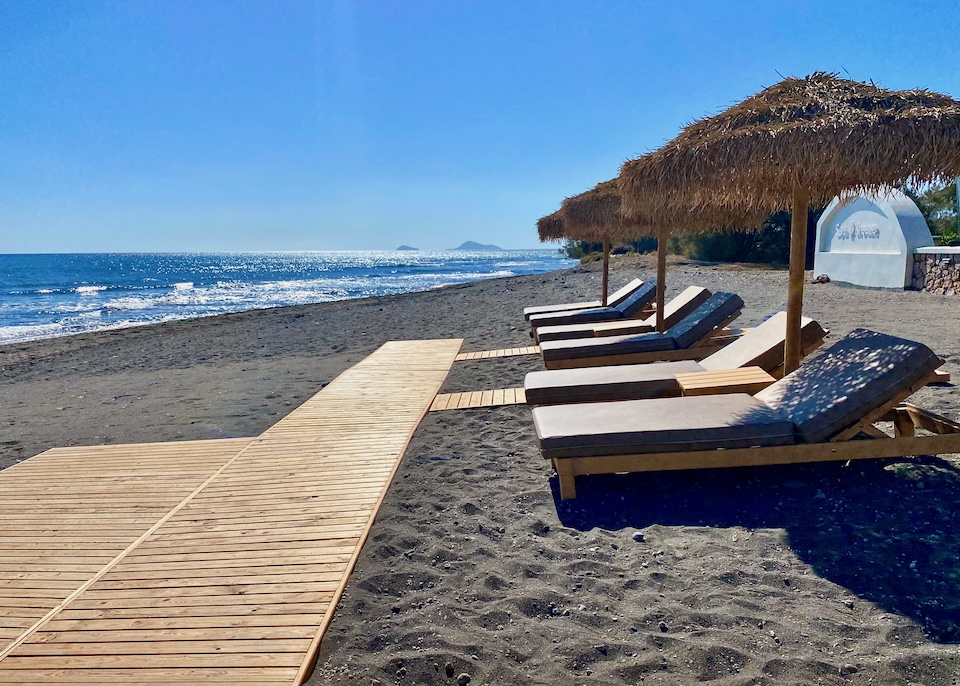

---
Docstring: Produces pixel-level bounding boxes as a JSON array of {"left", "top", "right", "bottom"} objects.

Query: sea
[{"left": 0, "top": 250, "right": 575, "bottom": 345}]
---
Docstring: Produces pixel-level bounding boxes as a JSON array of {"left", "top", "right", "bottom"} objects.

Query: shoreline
[
  {"left": 3, "top": 260, "right": 960, "bottom": 684},
  {"left": 0, "top": 249, "right": 573, "bottom": 348}
]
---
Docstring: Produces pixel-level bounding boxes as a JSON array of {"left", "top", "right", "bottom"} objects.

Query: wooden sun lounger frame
[
  {"left": 550, "top": 370, "right": 960, "bottom": 500},
  {"left": 542, "top": 310, "right": 743, "bottom": 370}
]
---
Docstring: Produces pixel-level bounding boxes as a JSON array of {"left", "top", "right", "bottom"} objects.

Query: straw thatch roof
[
  {"left": 619, "top": 72, "right": 960, "bottom": 230},
  {"left": 559, "top": 179, "right": 653, "bottom": 243},
  {"left": 536, "top": 210, "right": 567, "bottom": 242},
  {"left": 536, "top": 180, "right": 651, "bottom": 244}
]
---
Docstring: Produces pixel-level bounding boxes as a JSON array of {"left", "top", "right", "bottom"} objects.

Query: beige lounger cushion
[
  {"left": 534, "top": 394, "right": 795, "bottom": 460},
  {"left": 523, "top": 278, "right": 643, "bottom": 319},
  {"left": 755, "top": 328, "right": 941, "bottom": 444},
  {"left": 525, "top": 360, "right": 705, "bottom": 405},
  {"left": 700, "top": 312, "right": 826, "bottom": 372}
]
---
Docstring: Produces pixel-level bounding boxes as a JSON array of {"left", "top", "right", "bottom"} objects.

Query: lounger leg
[
  {"left": 894, "top": 409, "right": 916, "bottom": 438},
  {"left": 554, "top": 459, "right": 577, "bottom": 500}
]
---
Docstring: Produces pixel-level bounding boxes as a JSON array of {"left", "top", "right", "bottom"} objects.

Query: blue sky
[{"left": 1, "top": 1, "right": 958, "bottom": 252}]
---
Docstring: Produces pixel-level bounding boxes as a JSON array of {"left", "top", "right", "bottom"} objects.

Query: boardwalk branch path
[{"left": 0, "top": 339, "right": 463, "bottom": 685}]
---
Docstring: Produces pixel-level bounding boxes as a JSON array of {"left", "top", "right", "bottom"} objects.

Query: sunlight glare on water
[{"left": 0, "top": 250, "right": 574, "bottom": 344}]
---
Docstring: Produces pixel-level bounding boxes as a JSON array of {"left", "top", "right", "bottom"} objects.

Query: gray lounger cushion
[
  {"left": 615, "top": 280, "right": 660, "bottom": 317},
  {"left": 536, "top": 286, "right": 711, "bottom": 343},
  {"left": 755, "top": 328, "right": 941, "bottom": 444},
  {"left": 535, "top": 319, "right": 627, "bottom": 343},
  {"left": 666, "top": 292, "right": 744, "bottom": 349},
  {"left": 538, "top": 292, "right": 742, "bottom": 363},
  {"left": 700, "top": 312, "right": 827, "bottom": 372},
  {"left": 523, "top": 279, "right": 644, "bottom": 319},
  {"left": 525, "top": 360, "right": 705, "bottom": 405},
  {"left": 534, "top": 394, "right": 795, "bottom": 460},
  {"left": 528, "top": 281, "right": 657, "bottom": 329},
  {"left": 526, "top": 310, "right": 828, "bottom": 405},
  {"left": 540, "top": 331, "right": 676, "bottom": 362}
]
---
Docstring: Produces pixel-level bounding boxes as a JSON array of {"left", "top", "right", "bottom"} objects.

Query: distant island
[
  {"left": 396, "top": 245, "right": 418, "bottom": 251},
  {"left": 450, "top": 241, "right": 502, "bottom": 251}
]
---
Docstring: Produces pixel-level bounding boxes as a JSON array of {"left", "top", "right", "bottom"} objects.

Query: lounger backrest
[
  {"left": 755, "top": 329, "right": 942, "bottom": 444},
  {"left": 643, "top": 286, "right": 712, "bottom": 328},
  {"left": 607, "top": 278, "right": 644, "bottom": 307},
  {"left": 614, "top": 280, "right": 658, "bottom": 316},
  {"left": 665, "top": 292, "right": 744, "bottom": 350},
  {"left": 700, "top": 312, "right": 827, "bottom": 372}
]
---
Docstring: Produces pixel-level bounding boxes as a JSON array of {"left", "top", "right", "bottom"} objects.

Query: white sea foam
[
  {"left": 0, "top": 250, "right": 575, "bottom": 344},
  {"left": 0, "top": 322, "right": 65, "bottom": 342}
]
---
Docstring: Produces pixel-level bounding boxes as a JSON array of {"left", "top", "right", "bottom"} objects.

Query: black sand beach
[{"left": 3, "top": 256, "right": 959, "bottom": 685}]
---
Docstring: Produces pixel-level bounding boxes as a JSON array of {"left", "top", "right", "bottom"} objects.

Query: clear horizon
[
  {"left": 2, "top": 1, "right": 958, "bottom": 253},
  {"left": 0, "top": 247, "right": 552, "bottom": 255}
]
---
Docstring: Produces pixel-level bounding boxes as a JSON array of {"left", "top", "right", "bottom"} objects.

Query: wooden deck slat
[
  {"left": 430, "top": 387, "right": 527, "bottom": 411},
  {"left": 454, "top": 345, "right": 539, "bottom": 361},
  {"left": 0, "top": 339, "right": 463, "bottom": 685}
]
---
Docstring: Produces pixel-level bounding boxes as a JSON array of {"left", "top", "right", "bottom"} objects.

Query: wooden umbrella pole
[
  {"left": 601, "top": 242, "right": 610, "bottom": 306},
  {"left": 656, "top": 226, "right": 667, "bottom": 332},
  {"left": 784, "top": 186, "right": 810, "bottom": 374}
]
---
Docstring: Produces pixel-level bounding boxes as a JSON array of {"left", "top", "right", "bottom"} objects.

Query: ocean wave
[{"left": 0, "top": 250, "right": 576, "bottom": 344}]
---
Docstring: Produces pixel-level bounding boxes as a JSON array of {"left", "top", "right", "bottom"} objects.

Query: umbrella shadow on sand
[{"left": 553, "top": 454, "right": 960, "bottom": 643}]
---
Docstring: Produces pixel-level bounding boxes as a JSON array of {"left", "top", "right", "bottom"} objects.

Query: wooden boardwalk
[
  {"left": 430, "top": 388, "right": 526, "bottom": 411},
  {"left": 455, "top": 345, "right": 539, "bottom": 361},
  {"left": 0, "top": 339, "right": 462, "bottom": 685}
]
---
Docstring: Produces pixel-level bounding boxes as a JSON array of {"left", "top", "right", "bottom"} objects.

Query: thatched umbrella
[
  {"left": 557, "top": 179, "right": 660, "bottom": 316},
  {"left": 537, "top": 208, "right": 617, "bottom": 309},
  {"left": 620, "top": 72, "right": 960, "bottom": 372}
]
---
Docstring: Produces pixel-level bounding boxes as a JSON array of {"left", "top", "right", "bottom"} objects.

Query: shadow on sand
[{"left": 553, "top": 455, "right": 960, "bottom": 643}]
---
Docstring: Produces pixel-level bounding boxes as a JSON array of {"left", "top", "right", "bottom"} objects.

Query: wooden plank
[
  {"left": 31, "top": 627, "right": 317, "bottom": 642},
  {"left": 429, "top": 387, "right": 528, "bottom": 411},
  {"left": 455, "top": 346, "right": 540, "bottom": 361},
  {"left": 430, "top": 393, "right": 451, "bottom": 411},
  {"left": 0, "top": 668, "right": 297, "bottom": 682},
  {"left": 13, "top": 639, "right": 310, "bottom": 656}
]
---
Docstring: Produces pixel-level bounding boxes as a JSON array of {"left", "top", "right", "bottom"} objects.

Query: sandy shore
[{"left": 3, "top": 257, "right": 960, "bottom": 684}]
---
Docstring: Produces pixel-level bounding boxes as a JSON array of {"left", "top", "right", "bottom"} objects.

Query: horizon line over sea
[{"left": 0, "top": 250, "right": 576, "bottom": 345}]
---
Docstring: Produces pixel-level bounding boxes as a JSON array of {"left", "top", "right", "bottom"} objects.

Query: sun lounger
[
  {"left": 532, "top": 328, "right": 960, "bottom": 499},
  {"left": 538, "top": 292, "right": 744, "bottom": 370},
  {"left": 523, "top": 278, "right": 645, "bottom": 320},
  {"left": 525, "top": 312, "right": 827, "bottom": 404},
  {"left": 535, "top": 286, "right": 712, "bottom": 343},
  {"left": 527, "top": 281, "right": 658, "bottom": 330}
]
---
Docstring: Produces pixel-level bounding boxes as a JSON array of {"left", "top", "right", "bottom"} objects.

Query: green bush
[
  {"left": 668, "top": 208, "right": 820, "bottom": 266},
  {"left": 561, "top": 237, "right": 658, "bottom": 260}
]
